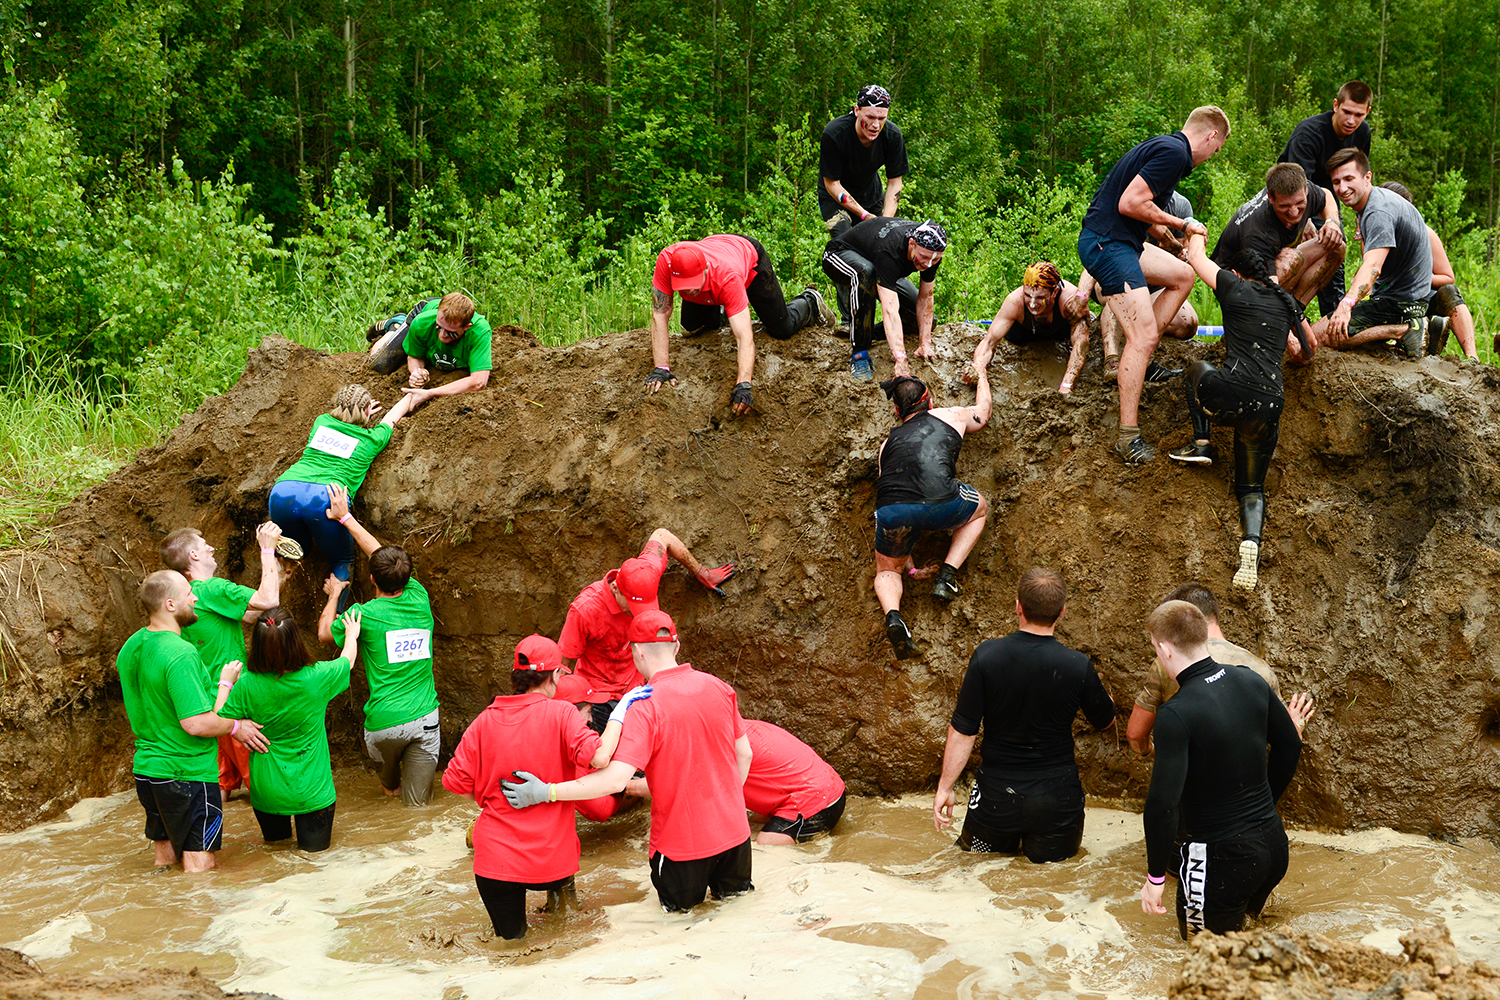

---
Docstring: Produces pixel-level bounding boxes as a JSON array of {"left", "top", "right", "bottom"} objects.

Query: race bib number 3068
[
  {"left": 385, "top": 628, "right": 432, "bottom": 663},
  {"left": 309, "top": 425, "right": 359, "bottom": 459}
]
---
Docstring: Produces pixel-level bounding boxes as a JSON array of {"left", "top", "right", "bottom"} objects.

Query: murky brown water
[{"left": 2, "top": 770, "right": 1497, "bottom": 999}]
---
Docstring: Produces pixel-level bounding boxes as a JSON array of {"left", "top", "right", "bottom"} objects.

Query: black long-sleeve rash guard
[{"left": 1143, "top": 657, "right": 1302, "bottom": 877}]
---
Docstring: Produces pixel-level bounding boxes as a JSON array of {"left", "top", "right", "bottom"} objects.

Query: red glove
[{"left": 697, "top": 563, "right": 735, "bottom": 596}]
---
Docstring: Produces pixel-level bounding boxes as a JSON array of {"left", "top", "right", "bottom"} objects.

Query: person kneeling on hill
[
  {"left": 1172, "top": 237, "right": 1313, "bottom": 590},
  {"left": 1380, "top": 182, "right": 1480, "bottom": 360},
  {"left": 367, "top": 292, "right": 492, "bottom": 408},
  {"left": 646, "top": 234, "right": 834, "bottom": 415},
  {"left": 874, "top": 374, "right": 991, "bottom": 659}
]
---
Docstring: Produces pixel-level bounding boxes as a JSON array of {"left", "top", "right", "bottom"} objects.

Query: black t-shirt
[
  {"left": 1278, "top": 112, "right": 1372, "bottom": 191},
  {"left": 828, "top": 217, "right": 939, "bottom": 289},
  {"left": 1212, "top": 270, "right": 1302, "bottom": 398},
  {"left": 1143, "top": 658, "right": 1302, "bottom": 875},
  {"left": 876, "top": 412, "right": 962, "bottom": 507},
  {"left": 950, "top": 631, "right": 1116, "bottom": 779},
  {"left": 1081, "top": 132, "right": 1195, "bottom": 252},
  {"left": 818, "top": 114, "right": 910, "bottom": 218},
  {"left": 1211, "top": 185, "right": 1330, "bottom": 267}
]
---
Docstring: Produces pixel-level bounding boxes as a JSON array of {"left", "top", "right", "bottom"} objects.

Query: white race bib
[
  {"left": 309, "top": 425, "right": 359, "bottom": 459},
  {"left": 385, "top": 628, "right": 431, "bottom": 663}
]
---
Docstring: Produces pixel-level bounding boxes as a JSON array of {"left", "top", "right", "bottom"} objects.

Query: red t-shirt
[
  {"left": 557, "top": 545, "right": 667, "bottom": 700},
  {"left": 573, "top": 758, "right": 625, "bottom": 823},
  {"left": 612, "top": 663, "right": 750, "bottom": 860},
  {"left": 650, "top": 235, "right": 758, "bottom": 318},
  {"left": 441, "top": 693, "right": 601, "bottom": 882},
  {"left": 741, "top": 720, "right": 846, "bottom": 821}
]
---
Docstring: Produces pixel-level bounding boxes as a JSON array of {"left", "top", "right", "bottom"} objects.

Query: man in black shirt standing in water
[
  {"left": 933, "top": 569, "right": 1117, "bottom": 862},
  {"left": 1140, "top": 600, "right": 1302, "bottom": 938},
  {"left": 872, "top": 372, "right": 991, "bottom": 658}
]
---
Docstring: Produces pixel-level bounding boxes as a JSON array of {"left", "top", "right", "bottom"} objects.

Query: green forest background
[{"left": 2, "top": 0, "right": 1498, "bottom": 538}]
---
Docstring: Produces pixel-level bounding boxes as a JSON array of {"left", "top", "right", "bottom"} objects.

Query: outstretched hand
[
  {"left": 608, "top": 684, "right": 654, "bottom": 725},
  {"left": 323, "top": 573, "right": 349, "bottom": 598},
  {"left": 254, "top": 521, "right": 283, "bottom": 550},
  {"left": 341, "top": 606, "right": 362, "bottom": 645},
  {"left": 697, "top": 563, "right": 735, "bottom": 596},
  {"left": 400, "top": 386, "right": 434, "bottom": 409},
  {"left": 325, "top": 483, "right": 351, "bottom": 522},
  {"left": 1287, "top": 691, "right": 1317, "bottom": 735}
]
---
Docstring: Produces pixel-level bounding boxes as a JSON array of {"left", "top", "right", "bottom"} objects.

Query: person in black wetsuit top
[
  {"left": 873, "top": 372, "right": 992, "bottom": 659},
  {"left": 932, "top": 568, "right": 1117, "bottom": 862},
  {"left": 1139, "top": 600, "right": 1302, "bottom": 939},
  {"left": 1171, "top": 234, "right": 1314, "bottom": 591},
  {"left": 965, "top": 262, "right": 1094, "bottom": 395}
]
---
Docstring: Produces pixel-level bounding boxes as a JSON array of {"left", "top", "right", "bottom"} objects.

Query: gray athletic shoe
[
  {"left": 850, "top": 354, "right": 874, "bottom": 381},
  {"left": 1114, "top": 436, "right": 1156, "bottom": 465},
  {"left": 1427, "top": 315, "right": 1450, "bottom": 356},
  {"left": 805, "top": 286, "right": 835, "bottom": 329},
  {"left": 1399, "top": 318, "right": 1427, "bottom": 359}
]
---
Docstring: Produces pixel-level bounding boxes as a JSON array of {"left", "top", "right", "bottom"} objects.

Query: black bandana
[
  {"left": 910, "top": 221, "right": 948, "bottom": 252},
  {"left": 856, "top": 84, "right": 892, "bottom": 108}
]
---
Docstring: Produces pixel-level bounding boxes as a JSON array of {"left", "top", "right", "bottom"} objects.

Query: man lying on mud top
[{"left": 367, "top": 292, "right": 492, "bottom": 407}]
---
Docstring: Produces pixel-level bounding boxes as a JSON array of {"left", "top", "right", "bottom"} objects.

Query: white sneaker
[{"left": 1233, "top": 540, "right": 1259, "bottom": 589}]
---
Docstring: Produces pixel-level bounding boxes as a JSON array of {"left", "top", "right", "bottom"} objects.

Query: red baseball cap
[
  {"left": 667, "top": 243, "right": 708, "bottom": 291},
  {"left": 610, "top": 556, "right": 663, "bottom": 614},
  {"left": 626, "top": 610, "right": 678, "bottom": 644},
  {"left": 514, "top": 635, "right": 562, "bottom": 672},
  {"left": 553, "top": 672, "right": 606, "bottom": 704}
]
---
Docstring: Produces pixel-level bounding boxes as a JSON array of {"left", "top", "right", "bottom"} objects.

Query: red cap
[
  {"left": 513, "top": 635, "right": 562, "bottom": 672},
  {"left": 612, "top": 556, "right": 663, "bottom": 614},
  {"left": 626, "top": 610, "right": 678, "bottom": 644},
  {"left": 553, "top": 672, "right": 606, "bottom": 704},
  {"left": 667, "top": 243, "right": 708, "bottom": 291}
]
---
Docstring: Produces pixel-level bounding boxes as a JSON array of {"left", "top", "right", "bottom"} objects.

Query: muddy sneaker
[
  {"left": 885, "top": 610, "right": 916, "bottom": 659},
  {"left": 1114, "top": 436, "right": 1156, "bottom": 465},
  {"left": 1144, "top": 362, "right": 1181, "bottom": 382},
  {"left": 932, "top": 577, "right": 962, "bottom": 602},
  {"left": 1398, "top": 318, "right": 1427, "bottom": 358},
  {"left": 1232, "top": 540, "right": 1259, "bottom": 589},
  {"left": 850, "top": 352, "right": 874, "bottom": 381},
  {"left": 1427, "top": 315, "right": 1450, "bottom": 356},
  {"left": 1169, "top": 442, "right": 1215, "bottom": 465},
  {"left": 806, "top": 286, "right": 835, "bottom": 328}
]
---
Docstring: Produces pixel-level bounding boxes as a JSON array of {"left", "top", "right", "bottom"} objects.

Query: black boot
[{"left": 1234, "top": 492, "right": 1266, "bottom": 589}]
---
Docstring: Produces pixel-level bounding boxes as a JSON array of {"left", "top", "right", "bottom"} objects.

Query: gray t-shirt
[{"left": 1357, "top": 186, "right": 1433, "bottom": 302}]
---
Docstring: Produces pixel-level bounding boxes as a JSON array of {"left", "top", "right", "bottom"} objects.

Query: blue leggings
[{"left": 269, "top": 481, "right": 355, "bottom": 582}]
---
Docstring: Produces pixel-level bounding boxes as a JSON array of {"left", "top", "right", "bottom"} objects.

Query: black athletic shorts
[
  {"left": 649, "top": 838, "right": 754, "bottom": 912},
  {"left": 761, "top": 791, "right": 848, "bottom": 842},
  {"left": 1429, "top": 284, "right": 1465, "bottom": 316},
  {"left": 474, "top": 874, "right": 574, "bottom": 940},
  {"left": 135, "top": 776, "right": 223, "bottom": 854},
  {"left": 1174, "top": 813, "right": 1289, "bottom": 939},
  {"left": 1348, "top": 296, "right": 1427, "bottom": 338},
  {"left": 955, "top": 769, "right": 1085, "bottom": 864},
  {"left": 254, "top": 803, "right": 337, "bottom": 853}
]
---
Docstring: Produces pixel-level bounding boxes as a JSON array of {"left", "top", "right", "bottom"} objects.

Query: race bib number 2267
[{"left": 385, "top": 628, "right": 431, "bottom": 663}]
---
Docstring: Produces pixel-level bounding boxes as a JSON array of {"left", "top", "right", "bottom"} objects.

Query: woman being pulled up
[{"left": 1172, "top": 236, "right": 1314, "bottom": 590}]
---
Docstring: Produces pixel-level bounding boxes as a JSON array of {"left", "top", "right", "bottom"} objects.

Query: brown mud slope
[
  {"left": 0, "top": 946, "right": 283, "bottom": 999},
  {"left": 1170, "top": 922, "right": 1500, "bottom": 999},
  {"left": 1, "top": 324, "right": 1499, "bottom": 836}
]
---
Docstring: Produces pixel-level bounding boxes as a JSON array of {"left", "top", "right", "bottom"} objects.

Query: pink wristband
[
  {"left": 1146, "top": 873, "right": 1165, "bottom": 885},
  {"left": 230, "top": 719, "right": 241, "bottom": 737},
  {"left": 893, "top": 352, "right": 907, "bottom": 360},
  {"left": 218, "top": 680, "right": 233, "bottom": 690},
  {"left": 260, "top": 547, "right": 274, "bottom": 556},
  {"left": 1339, "top": 296, "right": 1356, "bottom": 309},
  {"left": 338, "top": 513, "right": 352, "bottom": 526}
]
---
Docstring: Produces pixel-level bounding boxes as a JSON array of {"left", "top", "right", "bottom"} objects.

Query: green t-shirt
[
  {"left": 222, "top": 658, "right": 350, "bottom": 815},
  {"left": 181, "top": 577, "right": 253, "bottom": 680},
  {"left": 276, "top": 414, "right": 394, "bottom": 494},
  {"left": 116, "top": 628, "right": 218, "bottom": 782},
  {"left": 402, "top": 299, "right": 494, "bottom": 373},
  {"left": 332, "top": 578, "right": 438, "bottom": 732}
]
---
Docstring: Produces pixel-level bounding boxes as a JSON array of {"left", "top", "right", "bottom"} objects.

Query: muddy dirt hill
[{"left": 0, "top": 323, "right": 1498, "bottom": 837}]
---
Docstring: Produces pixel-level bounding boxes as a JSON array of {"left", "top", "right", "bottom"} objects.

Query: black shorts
[
  {"left": 1175, "top": 813, "right": 1289, "bottom": 939},
  {"left": 1348, "top": 296, "right": 1426, "bottom": 338},
  {"left": 1429, "top": 284, "right": 1465, "bottom": 316},
  {"left": 254, "top": 804, "right": 337, "bottom": 853},
  {"left": 761, "top": 791, "right": 848, "bottom": 842},
  {"left": 474, "top": 874, "right": 574, "bottom": 940},
  {"left": 955, "top": 769, "right": 1084, "bottom": 864},
  {"left": 135, "top": 776, "right": 223, "bottom": 854},
  {"left": 649, "top": 839, "right": 754, "bottom": 912}
]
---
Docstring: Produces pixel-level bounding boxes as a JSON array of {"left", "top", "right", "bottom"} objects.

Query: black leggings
[
  {"left": 680, "top": 235, "right": 814, "bottom": 340},
  {"left": 1187, "top": 362, "right": 1281, "bottom": 542},
  {"left": 254, "top": 804, "right": 336, "bottom": 853},
  {"left": 474, "top": 874, "right": 575, "bottom": 940},
  {"left": 821, "top": 246, "right": 919, "bottom": 354}
]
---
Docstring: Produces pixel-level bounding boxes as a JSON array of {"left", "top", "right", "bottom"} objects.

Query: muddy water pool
[{"left": 2, "top": 770, "right": 1496, "bottom": 999}]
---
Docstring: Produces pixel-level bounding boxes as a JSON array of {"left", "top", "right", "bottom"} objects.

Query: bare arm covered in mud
[
  {"left": 1060, "top": 284, "right": 1093, "bottom": 394},
  {"left": 934, "top": 365, "right": 991, "bottom": 438},
  {"left": 1322, "top": 245, "right": 1387, "bottom": 340},
  {"left": 966, "top": 288, "right": 1023, "bottom": 383}
]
